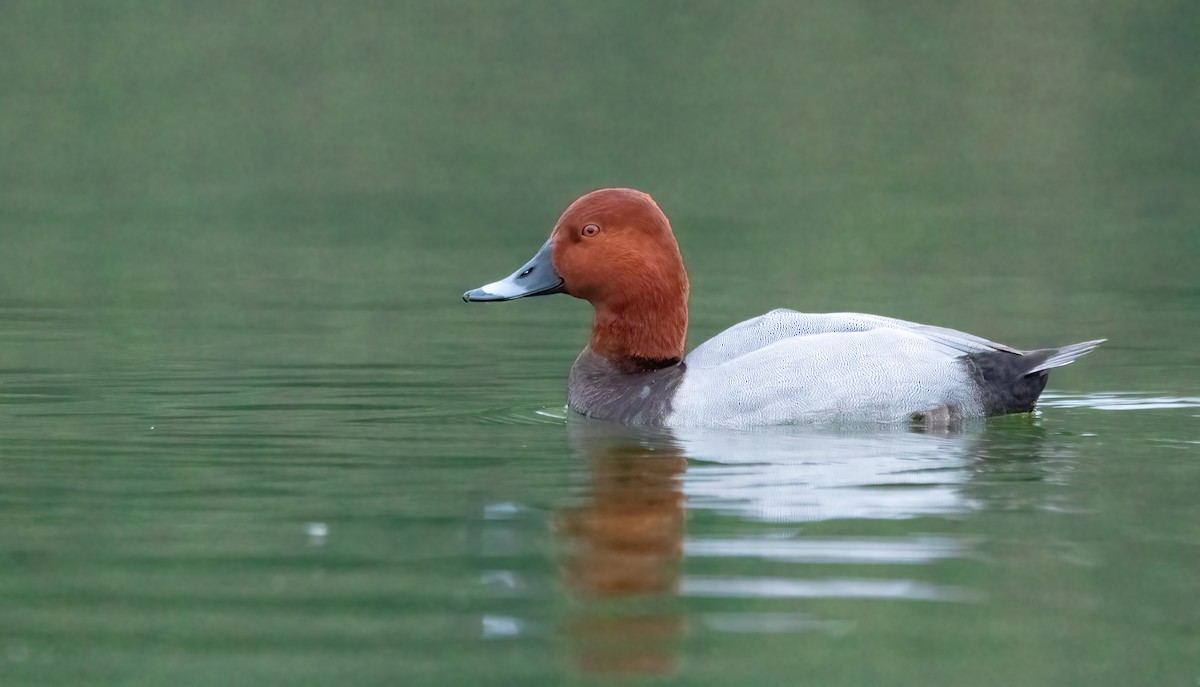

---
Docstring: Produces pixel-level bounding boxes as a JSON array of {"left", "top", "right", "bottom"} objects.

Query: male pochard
[{"left": 464, "top": 188, "right": 1103, "bottom": 428}]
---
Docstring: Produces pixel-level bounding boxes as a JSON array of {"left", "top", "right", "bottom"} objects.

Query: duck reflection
[{"left": 555, "top": 417, "right": 1053, "bottom": 676}]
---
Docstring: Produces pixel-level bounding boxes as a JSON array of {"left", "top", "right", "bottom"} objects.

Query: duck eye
[{"left": 581, "top": 224, "right": 600, "bottom": 238}]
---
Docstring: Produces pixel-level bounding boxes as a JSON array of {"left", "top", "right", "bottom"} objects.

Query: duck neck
[{"left": 589, "top": 292, "right": 688, "bottom": 369}]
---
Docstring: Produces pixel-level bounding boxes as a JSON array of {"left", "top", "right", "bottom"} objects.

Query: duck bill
[{"left": 463, "top": 240, "right": 566, "bottom": 302}]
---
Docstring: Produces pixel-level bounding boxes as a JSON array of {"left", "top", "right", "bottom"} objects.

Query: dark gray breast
[{"left": 567, "top": 348, "right": 687, "bottom": 425}]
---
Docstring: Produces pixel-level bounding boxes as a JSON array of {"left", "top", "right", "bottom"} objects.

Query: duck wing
[{"left": 685, "top": 308, "right": 1021, "bottom": 369}]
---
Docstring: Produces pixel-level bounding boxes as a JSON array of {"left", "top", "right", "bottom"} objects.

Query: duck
[{"left": 463, "top": 188, "right": 1104, "bottom": 428}]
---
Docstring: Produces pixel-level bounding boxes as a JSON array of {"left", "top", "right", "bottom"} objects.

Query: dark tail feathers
[{"left": 965, "top": 339, "right": 1105, "bottom": 415}]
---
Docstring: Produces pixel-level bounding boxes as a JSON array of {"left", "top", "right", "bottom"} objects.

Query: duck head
[{"left": 464, "top": 188, "right": 689, "bottom": 364}]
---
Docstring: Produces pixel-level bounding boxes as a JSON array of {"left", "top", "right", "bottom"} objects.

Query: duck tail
[{"left": 1026, "top": 339, "right": 1106, "bottom": 375}]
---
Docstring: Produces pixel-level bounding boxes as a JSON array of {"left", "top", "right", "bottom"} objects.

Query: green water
[{"left": 2, "top": 2, "right": 1198, "bottom": 685}]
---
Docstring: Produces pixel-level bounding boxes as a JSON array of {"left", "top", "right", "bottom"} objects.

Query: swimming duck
[{"left": 463, "top": 188, "right": 1103, "bottom": 428}]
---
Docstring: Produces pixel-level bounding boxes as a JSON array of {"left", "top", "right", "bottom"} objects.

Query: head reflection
[{"left": 556, "top": 421, "right": 686, "bottom": 676}]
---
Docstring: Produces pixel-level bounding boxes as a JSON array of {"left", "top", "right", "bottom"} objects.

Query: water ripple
[
  {"left": 684, "top": 535, "right": 971, "bottom": 565},
  {"left": 474, "top": 404, "right": 570, "bottom": 426},
  {"left": 1040, "top": 392, "right": 1200, "bottom": 411},
  {"left": 681, "top": 576, "right": 979, "bottom": 603},
  {"left": 700, "top": 612, "right": 856, "bottom": 636}
]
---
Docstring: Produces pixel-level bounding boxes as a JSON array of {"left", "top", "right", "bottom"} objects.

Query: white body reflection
[
  {"left": 556, "top": 419, "right": 1002, "bottom": 675},
  {"left": 569, "top": 419, "right": 986, "bottom": 523},
  {"left": 672, "top": 424, "right": 982, "bottom": 522}
]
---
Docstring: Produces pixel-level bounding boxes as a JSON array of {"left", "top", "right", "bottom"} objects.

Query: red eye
[{"left": 581, "top": 224, "right": 600, "bottom": 238}]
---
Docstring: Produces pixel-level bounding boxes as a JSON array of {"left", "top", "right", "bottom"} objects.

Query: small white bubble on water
[
  {"left": 480, "top": 570, "right": 522, "bottom": 590},
  {"left": 481, "top": 615, "right": 523, "bottom": 639},
  {"left": 484, "top": 502, "right": 520, "bottom": 520}
]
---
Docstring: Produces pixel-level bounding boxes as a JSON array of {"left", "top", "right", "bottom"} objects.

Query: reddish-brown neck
[{"left": 589, "top": 283, "right": 688, "bottom": 366}]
